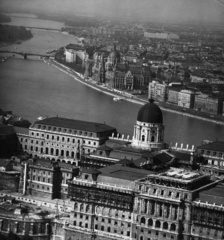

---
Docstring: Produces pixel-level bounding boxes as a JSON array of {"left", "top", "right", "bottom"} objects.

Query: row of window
[
  {"left": 36, "top": 126, "right": 94, "bottom": 137},
  {"left": 32, "top": 184, "right": 50, "bottom": 191},
  {"left": 201, "top": 150, "right": 223, "bottom": 158},
  {"left": 32, "top": 176, "right": 51, "bottom": 183},
  {"left": 27, "top": 135, "right": 97, "bottom": 146},
  {"left": 24, "top": 145, "right": 92, "bottom": 156},
  {"left": 73, "top": 220, "right": 131, "bottom": 236},
  {"left": 139, "top": 186, "right": 187, "bottom": 199}
]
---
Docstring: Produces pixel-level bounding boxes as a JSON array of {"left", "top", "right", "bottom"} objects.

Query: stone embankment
[{"left": 45, "top": 58, "right": 224, "bottom": 126}]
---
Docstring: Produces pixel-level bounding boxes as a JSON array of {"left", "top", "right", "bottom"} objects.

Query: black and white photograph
[{"left": 0, "top": 0, "right": 224, "bottom": 240}]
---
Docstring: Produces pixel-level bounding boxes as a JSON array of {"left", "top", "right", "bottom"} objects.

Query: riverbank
[{"left": 45, "top": 58, "right": 224, "bottom": 126}]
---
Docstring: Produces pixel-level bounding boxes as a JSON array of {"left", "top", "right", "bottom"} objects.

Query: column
[
  {"left": 45, "top": 223, "right": 49, "bottom": 234},
  {"left": 163, "top": 205, "right": 168, "bottom": 219},
  {"left": 14, "top": 222, "right": 18, "bottom": 234},
  {"left": 157, "top": 128, "right": 159, "bottom": 142},
  {"left": 23, "top": 222, "right": 26, "bottom": 235},
  {"left": 29, "top": 222, "right": 34, "bottom": 235},
  {"left": 133, "top": 126, "right": 136, "bottom": 140},
  {"left": 0, "top": 220, "right": 2, "bottom": 231},
  {"left": 162, "top": 204, "right": 165, "bottom": 218},
  {"left": 154, "top": 202, "right": 157, "bottom": 216},
  {"left": 156, "top": 204, "right": 161, "bottom": 217},
  {"left": 147, "top": 130, "right": 149, "bottom": 142},
  {"left": 169, "top": 205, "right": 172, "bottom": 219},
  {"left": 141, "top": 199, "right": 146, "bottom": 214},
  {"left": 172, "top": 207, "right": 176, "bottom": 220},
  {"left": 7, "top": 220, "right": 10, "bottom": 232},
  {"left": 147, "top": 201, "right": 152, "bottom": 215}
]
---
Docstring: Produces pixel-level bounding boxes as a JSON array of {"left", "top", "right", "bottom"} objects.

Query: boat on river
[{"left": 113, "top": 97, "right": 125, "bottom": 102}]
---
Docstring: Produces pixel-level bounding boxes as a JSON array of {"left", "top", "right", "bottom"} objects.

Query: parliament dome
[{"left": 137, "top": 99, "right": 163, "bottom": 124}]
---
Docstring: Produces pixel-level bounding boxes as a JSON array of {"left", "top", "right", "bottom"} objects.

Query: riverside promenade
[{"left": 45, "top": 58, "right": 224, "bottom": 126}]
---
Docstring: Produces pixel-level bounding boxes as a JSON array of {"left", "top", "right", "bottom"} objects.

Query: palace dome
[{"left": 137, "top": 99, "right": 163, "bottom": 124}]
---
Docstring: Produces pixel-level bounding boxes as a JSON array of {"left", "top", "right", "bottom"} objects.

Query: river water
[{"left": 1, "top": 15, "right": 224, "bottom": 147}]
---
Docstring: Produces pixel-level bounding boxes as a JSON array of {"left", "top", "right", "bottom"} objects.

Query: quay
[{"left": 44, "top": 58, "right": 224, "bottom": 126}]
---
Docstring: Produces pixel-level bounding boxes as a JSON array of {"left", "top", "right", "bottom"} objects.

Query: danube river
[{"left": 1, "top": 15, "right": 224, "bottom": 147}]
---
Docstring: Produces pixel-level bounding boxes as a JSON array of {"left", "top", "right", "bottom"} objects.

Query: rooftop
[
  {"left": 198, "top": 141, "right": 224, "bottom": 152},
  {"left": 145, "top": 168, "right": 205, "bottom": 183},
  {"left": 33, "top": 117, "right": 116, "bottom": 133},
  {"left": 99, "top": 164, "right": 153, "bottom": 181},
  {"left": 196, "top": 183, "right": 224, "bottom": 206},
  {"left": 0, "top": 125, "right": 15, "bottom": 135}
]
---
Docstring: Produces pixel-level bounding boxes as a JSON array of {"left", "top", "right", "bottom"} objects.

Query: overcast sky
[{"left": 1, "top": 0, "right": 224, "bottom": 24}]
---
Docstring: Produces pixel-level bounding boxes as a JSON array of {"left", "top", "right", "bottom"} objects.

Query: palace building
[
  {"left": 15, "top": 117, "right": 116, "bottom": 166},
  {"left": 81, "top": 99, "right": 170, "bottom": 170},
  {"left": 12, "top": 101, "right": 224, "bottom": 240}
]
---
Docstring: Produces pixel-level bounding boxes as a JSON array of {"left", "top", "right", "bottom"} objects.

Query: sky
[{"left": 1, "top": 0, "right": 224, "bottom": 24}]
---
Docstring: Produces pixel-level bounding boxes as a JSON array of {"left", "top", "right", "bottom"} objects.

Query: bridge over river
[{"left": 0, "top": 50, "right": 52, "bottom": 59}]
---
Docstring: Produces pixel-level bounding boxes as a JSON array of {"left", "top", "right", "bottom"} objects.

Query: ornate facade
[{"left": 16, "top": 117, "right": 116, "bottom": 165}]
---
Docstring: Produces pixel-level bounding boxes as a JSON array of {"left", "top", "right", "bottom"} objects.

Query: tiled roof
[
  {"left": 34, "top": 117, "right": 116, "bottom": 133},
  {"left": 198, "top": 141, "right": 224, "bottom": 152}
]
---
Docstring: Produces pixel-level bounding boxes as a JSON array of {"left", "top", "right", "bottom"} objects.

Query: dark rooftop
[
  {"left": 0, "top": 125, "right": 15, "bottom": 135},
  {"left": 99, "top": 164, "right": 153, "bottom": 181},
  {"left": 198, "top": 141, "right": 224, "bottom": 152},
  {"left": 29, "top": 158, "right": 58, "bottom": 169},
  {"left": 196, "top": 183, "right": 224, "bottom": 206},
  {"left": 34, "top": 117, "right": 116, "bottom": 133}
]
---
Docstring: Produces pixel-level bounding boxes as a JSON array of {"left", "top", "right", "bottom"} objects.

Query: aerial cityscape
[{"left": 0, "top": 0, "right": 224, "bottom": 240}]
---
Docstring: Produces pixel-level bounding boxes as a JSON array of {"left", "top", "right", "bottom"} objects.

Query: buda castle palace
[{"left": 1, "top": 100, "right": 224, "bottom": 240}]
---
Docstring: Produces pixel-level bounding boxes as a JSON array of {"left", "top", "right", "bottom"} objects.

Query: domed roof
[{"left": 137, "top": 99, "right": 163, "bottom": 124}]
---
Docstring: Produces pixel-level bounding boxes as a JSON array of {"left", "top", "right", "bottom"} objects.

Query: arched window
[
  {"left": 51, "top": 148, "right": 54, "bottom": 155},
  {"left": 80, "top": 204, "right": 84, "bottom": 212},
  {"left": 142, "top": 135, "right": 145, "bottom": 141},
  {"left": 140, "top": 217, "right": 146, "bottom": 225},
  {"left": 155, "top": 220, "right": 161, "bottom": 228},
  {"left": 45, "top": 147, "right": 48, "bottom": 154},
  {"left": 86, "top": 205, "right": 90, "bottom": 213},
  {"left": 61, "top": 150, "right": 64, "bottom": 157},
  {"left": 170, "top": 223, "right": 176, "bottom": 231},
  {"left": 148, "top": 219, "right": 153, "bottom": 227},
  {"left": 151, "top": 136, "right": 155, "bottom": 142},
  {"left": 74, "top": 202, "right": 78, "bottom": 210},
  {"left": 66, "top": 151, "right": 69, "bottom": 157},
  {"left": 56, "top": 149, "right": 59, "bottom": 156},
  {"left": 163, "top": 222, "right": 168, "bottom": 230}
]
